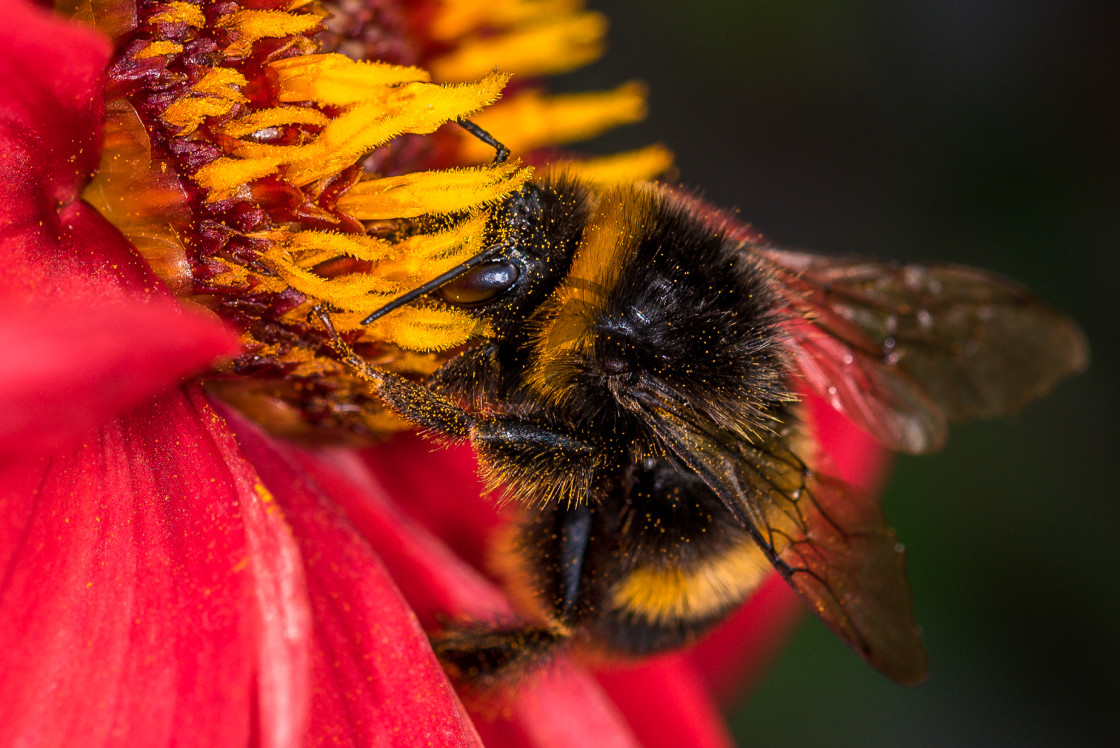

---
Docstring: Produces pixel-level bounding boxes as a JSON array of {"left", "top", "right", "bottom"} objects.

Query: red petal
[
  {"left": 597, "top": 656, "right": 736, "bottom": 748},
  {"left": 805, "top": 390, "right": 892, "bottom": 496},
  {"left": 360, "top": 432, "right": 500, "bottom": 571},
  {"left": 217, "top": 405, "right": 484, "bottom": 748},
  {"left": 0, "top": 1, "right": 190, "bottom": 300},
  {"left": 0, "top": 386, "right": 311, "bottom": 748},
  {"left": 686, "top": 574, "right": 805, "bottom": 699},
  {"left": 0, "top": 2, "right": 239, "bottom": 457},
  {"left": 0, "top": 0, "right": 108, "bottom": 213},
  {"left": 0, "top": 300, "right": 238, "bottom": 457},
  {"left": 473, "top": 667, "right": 641, "bottom": 748},
  {"left": 291, "top": 444, "right": 643, "bottom": 748},
  {"left": 0, "top": 2, "right": 155, "bottom": 298},
  {"left": 184, "top": 388, "right": 313, "bottom": 748}
]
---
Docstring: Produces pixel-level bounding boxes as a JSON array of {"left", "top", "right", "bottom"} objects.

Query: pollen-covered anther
[
  {"left": 162, "top": 68, "right": 249, "bottom": 133},
  {"left": 217, "top": 8, "right": 326, "bottom": 57},
  {"left": 150, "top": 1, "right": 206, "bottom": 27}
]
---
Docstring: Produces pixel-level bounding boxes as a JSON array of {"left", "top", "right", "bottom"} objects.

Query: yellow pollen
[
  {"left": 254, "top": 483, "right": 275, "bottom": 504},
  {"left": 151, "top": 1, "right": 206, "bottom": 27},
  {"left": 134, "top": 41, "right": 183, "bottom": 59},
  {"left": 218, "top": 9, "right": 325, "bottom": 56}
]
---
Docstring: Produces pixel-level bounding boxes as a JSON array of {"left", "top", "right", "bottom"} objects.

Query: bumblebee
[{"left": 327, "top": 158, "right": 1086, "bottom": 686}]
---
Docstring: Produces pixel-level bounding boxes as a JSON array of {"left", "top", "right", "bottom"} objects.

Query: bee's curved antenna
[
  {"left": 456, "top": 119, "right": 510, "bottom": 164},
  {"left": 360, "top": 244, "right": 503, "bottom": 324},
  {"left": 362, "top": 121, "right": 510, "bottom": 325}
]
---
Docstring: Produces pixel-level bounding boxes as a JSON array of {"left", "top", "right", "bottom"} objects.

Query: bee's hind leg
[
  {"left": 431, "top": 622, "right": 573, "bottom": 689},
  {"left": 433, "top": 502, "right": 597, "bottom": 688}
]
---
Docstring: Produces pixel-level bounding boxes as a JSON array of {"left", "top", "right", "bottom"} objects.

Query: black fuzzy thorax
[{"left": 526, "top": 182, "right": 792, "bottom": 441}]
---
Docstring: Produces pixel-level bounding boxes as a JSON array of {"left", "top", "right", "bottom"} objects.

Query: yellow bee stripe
[{"left": 612, "top": 541, "right": 771, "bottom": 623}]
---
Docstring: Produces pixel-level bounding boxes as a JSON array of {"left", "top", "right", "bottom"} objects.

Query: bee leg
[
  {"left": 426, "top": 342, "right": 501, "bottom": 407},
  {"left": 314, "top": 309, "right": 475, "bottom": 438},
  {"left": 433, "top": 504, "right": 595, "bottom": 687},
  {"left": 431, "top": 623, "right": 572, "bottom": 689}
]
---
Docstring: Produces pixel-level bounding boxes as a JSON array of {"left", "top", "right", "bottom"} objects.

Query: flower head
[{"left": 0, "top": 1, "right": 886, "bottom": 746}]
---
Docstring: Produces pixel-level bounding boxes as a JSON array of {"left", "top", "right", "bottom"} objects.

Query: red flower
[{"left": 0, "top": 1, "right": 890, "bottom": 746}]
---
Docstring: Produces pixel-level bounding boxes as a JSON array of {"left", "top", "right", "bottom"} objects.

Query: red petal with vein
[
  {"left": 0, "top": 300, "right": 238, "bottom": 457},
  {"left": 0, "top": 0, "right": 107, "bottom": 215},
  {"left": 283, "top": 444, "right": 643, "bottom": 748},
  {"left": 0, "top": 386, "right": 310, "bottom": 748},
  {"left": 185, "top": 388, "right": 313, "bottom": 748},
  {"left": 217, "top": 405, "right": 484, "bottom": 748},
  {"left": 360, "top": 432, "right": 500, "bottom": 570},
  {"left": 0, "top": 2, "right": 154, "bottom": 301},
  {"left": 596, "top": 656, "right": 735, "bottom": 748}
]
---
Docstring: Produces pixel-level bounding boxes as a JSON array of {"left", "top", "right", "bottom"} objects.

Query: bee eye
[{"left": 436, "top": 261, "right": 520, "bottom": 307}]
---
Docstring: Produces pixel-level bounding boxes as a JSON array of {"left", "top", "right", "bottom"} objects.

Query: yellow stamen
[
  {"left": 198, "top": 70, "right": 512, "bottom": 197},
  {"left": 431, "top": 12, "right": 607, "bottom": 82},
  {"left": 161, "top": 68, "right": 249, "bottom": 133},
  {"left": 193, "top": 156, "right": 284, "bottom": 202},
  {"left": 551, "top": 145, "right": 675, "bottom": 185},
  {"left": 364, "top": 307, "right": 484, "bottom": 352},
  {"left": 271, "top": 54, "right": 431, "bottom": 105},
  {"left": 337, "top": 163, "right": 532, "bottom": 220},
  {"left": 220, "top": 107, "right": 331, "bottom": 138}
]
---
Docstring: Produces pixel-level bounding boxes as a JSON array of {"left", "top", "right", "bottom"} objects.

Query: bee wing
[
  {"left": 757, "top": 248, "right": 1088, "bottom": 453},
  {"left": 623, "top": 386, "right": 928, "bottom": 684}
]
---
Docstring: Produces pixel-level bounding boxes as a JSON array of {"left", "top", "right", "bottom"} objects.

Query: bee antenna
[
  {"left": 360, "top": 245, "right": 504, "bottom": 325},
  {"left": 456, "top": 119, "right": 510, "bottom": 164}
]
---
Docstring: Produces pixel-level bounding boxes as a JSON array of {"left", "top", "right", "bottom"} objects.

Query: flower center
[{"left": 72, "top": 0, "right": 671, "bottom": 440}]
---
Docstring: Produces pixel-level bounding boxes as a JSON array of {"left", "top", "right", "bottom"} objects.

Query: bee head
[
  {"left": 360, "top": 176, "right": 591, "bottom": 328},
  {"left": 430, "top": 177, "right": 593, "bottom": 333}
]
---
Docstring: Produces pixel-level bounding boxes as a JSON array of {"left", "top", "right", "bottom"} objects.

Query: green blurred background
[{"left": 551, "top": 1, "right": 1118, "bottom": 745}]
